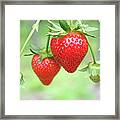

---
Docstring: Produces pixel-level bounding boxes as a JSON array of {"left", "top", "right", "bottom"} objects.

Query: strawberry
[
  {"left": 50, "top": 32, "right": 88, "bottom": 73},
  {"left": 32, "top": 54, "right": 61, "bottom": 85}
]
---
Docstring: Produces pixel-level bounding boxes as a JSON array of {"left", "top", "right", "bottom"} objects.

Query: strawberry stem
[
  {"left": 46, "top": 23, "right": 51, "bottom": 56},
  {"left": 46, "top": 34, "right": 50, "bottom": 54},
  {"left": 20, "top": 20, "right": 40, "bottom": 57},
  {"left": 88, "top": 42, "right": 96, "bottom": 64}
]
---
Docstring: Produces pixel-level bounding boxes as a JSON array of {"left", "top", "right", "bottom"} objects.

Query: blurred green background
[{"left": 20, "top": 20, "right": 100, "bottom": 100}]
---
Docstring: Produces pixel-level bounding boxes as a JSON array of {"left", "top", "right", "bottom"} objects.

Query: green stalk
[
  {"left": 88, "top": 42, "right": 96, "bottom": 64},
  {"left": 79, "top": 20, "right": 96, "bottom": 64},
  {"left": 20, "top": 20, "right": 40, "bottom": 57},
  {"left": 46, "top": 22, "right": 52, "bottom": 56},
  {"left": 70, "top": 20, "right": 73, "bottom": 27},
  {"left": 46, "top": 34, "right": 50, "bottom": 54}
]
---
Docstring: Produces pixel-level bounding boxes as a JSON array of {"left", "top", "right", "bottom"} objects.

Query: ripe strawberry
[
  {"left": 50, "top": 32, "right": 88, "bottom": 73},
  {"left": 32, "top": 55, "right": 61, "bottom": 85}
]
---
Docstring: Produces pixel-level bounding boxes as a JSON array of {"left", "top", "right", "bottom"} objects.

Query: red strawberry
[
  {"left": 50, "top": 32, "right": 88, "bottom": 73},
  {"left": 32, "top": 55, "right": 61, "bottom": 85}
]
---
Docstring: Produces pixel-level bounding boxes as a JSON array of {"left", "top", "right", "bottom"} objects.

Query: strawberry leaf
[
  {"left": 30, "top": 48, "right": 40, "bottom": 55},
  {"left": 83, "top": 32, "right": 96, "bottom": 38},
  {"left": 48, "top": 20, "right": 62, "bottom": 30},
  {"left": 75, "top": 21, "right": 98, "bottom": 32},
  {"left": 48, "top": 26, "right": 60, "bottom": 32},
  {"left": 47, "top": 32, "right": 61, "bottom": 36},
  {"left": 24, "top": 53, "right": 33, "bottom": 56},
  {"left": 59, "top": 20, "right": 71, "bottom": 32},
  {"left": 85, "top": 26, "right": 98, "bottom": 32},
  {"left": 79, "top": 65, "right": 89, "bottom": 72}
]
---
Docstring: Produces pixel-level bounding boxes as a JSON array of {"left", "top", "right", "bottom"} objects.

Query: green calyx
[
  {"left": 24, "top": 47, "right": 53, "bottom": 61},
  {"left": 47, "top": 20, "right": 96, "bottom": 38}
]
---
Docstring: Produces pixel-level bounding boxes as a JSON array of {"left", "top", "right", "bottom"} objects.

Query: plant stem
[
  {"left": 46, "top": 34, "right": 50, "bottom": 54},
  {"left": 87, "top": 42, "right": 96, "bottom": 64},
  {"left": 20, "top": 20, "right": 40, "bottom": 57},
  {"left": 70, "top": 20, "right": 73, "bottom": 26},
  {"left": 46, "top": 21, "right": 52, "bottom": 56},
  {"left": 79, "top": 20, "right": 96, "bottom": 64}
]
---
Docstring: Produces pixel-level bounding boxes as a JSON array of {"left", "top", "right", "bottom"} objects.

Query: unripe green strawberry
[
  {"left": 88, "top": 62, "right": 100, "bottom": 83},
  {"left": 50, "top": 32, "right": 88, "bottom": 73},
  {"left": 32, "top": 55, "right": 61, "bottom": 85}
]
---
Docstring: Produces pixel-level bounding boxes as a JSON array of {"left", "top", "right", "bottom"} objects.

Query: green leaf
[
  {"left": 81, "top": 24, "right": 89, "bottom": 28},
  {"left": 74, "top": 21, "right": 84, "bottom": 31},
  {"left": 59, "top": 20, "right": 71, "bottom": 32},
  {"left": 48, "top": 20, "right": 62, "bottom": 30},
  {"left": 48, "top": 26, "right": 60, "bottom": 32},
  {"left": 30, "top": 48, "right": 40, "bottom": 55},
  {"left": 83, "top": 32, "right": 96, "bottom": 38},
  {"left": 47, "top": 32, "right": 61, "bottom": 36},
  {"left": 75, "top": 21, "right": 98, "bottom": 32},
  {"left": 79, "top": 65, "right": 89, "bottom": 72},
  {"left": 85, "top": 27, "right": 98, "bottom": 32},
  {"left": 74, "top": 21, "right": 82, "bottom": 30},
  {"left": 24, "top": 53, "right": 33, "bottom": 56}
]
